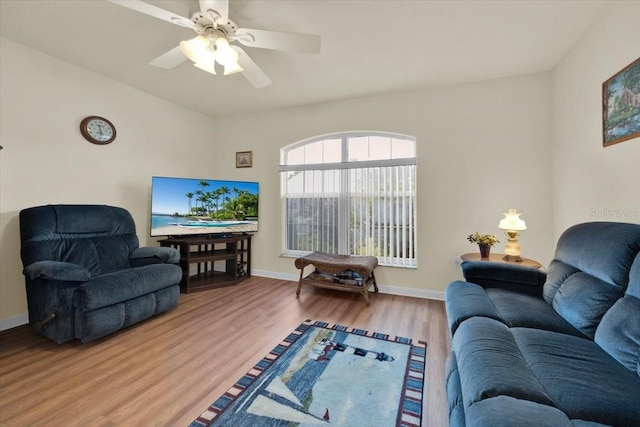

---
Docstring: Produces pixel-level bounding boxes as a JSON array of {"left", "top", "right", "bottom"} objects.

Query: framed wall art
[
  {"left": 602, "top": 57, "right": 640, "bottom": 147},
  {"left": 236, "top": 151, "right": 253, "bottom": 168}
]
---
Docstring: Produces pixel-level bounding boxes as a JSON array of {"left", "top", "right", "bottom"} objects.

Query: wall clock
[{"left": 80, "top": 116, "right": 116, "bottom": 145}]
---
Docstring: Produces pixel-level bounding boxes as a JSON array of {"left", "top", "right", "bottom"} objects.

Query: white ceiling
[{"left": 0, "top": 0, "right": 611, "bottom": 119}]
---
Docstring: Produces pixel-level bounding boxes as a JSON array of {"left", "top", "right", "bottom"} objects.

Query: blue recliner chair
[{"left": 19, "top": 204, "right": 182, "bottom": 343}]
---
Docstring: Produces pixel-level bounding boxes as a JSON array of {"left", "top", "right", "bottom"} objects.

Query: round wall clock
[{"left": 80, "top": 116, "right": 116, "bottom": 145}]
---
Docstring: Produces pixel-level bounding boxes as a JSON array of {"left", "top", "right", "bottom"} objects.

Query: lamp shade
[
  {"left": 194, "top": 48, "right": 217, "bottom": 75},
  {"left": 214, "top": 37, "right": 240, "bottom": 66},
  {"left": 180, "top": 35, "right": 210, "bottom": 63},
  {"left": 499, "top": 209, "right": 527, "bottom": 231}
]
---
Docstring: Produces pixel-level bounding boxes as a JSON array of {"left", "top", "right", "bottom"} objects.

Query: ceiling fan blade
[
  {"left": 199, "top": 0, "right": 229, "bottom": 22},
  {"left": 235, "top": 28, "right": 321, "bottom": 54},
  {"left": 108, "top": 0, "right": 195, "bottom": 29},
  {"left": 233, "top": 46, "right": 272, "bottom": 89},
  {"left": 149, "top": 46, "right": 187, "bottom": 69}
]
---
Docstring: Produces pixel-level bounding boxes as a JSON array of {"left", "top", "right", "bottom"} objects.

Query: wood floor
[{"left": 0, "top": 276, "right": 450, "bottom": 427}]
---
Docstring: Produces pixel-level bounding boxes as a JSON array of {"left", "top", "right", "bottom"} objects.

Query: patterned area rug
[{"left": 189, "top": 319, "right": 427, "bottom": 427}]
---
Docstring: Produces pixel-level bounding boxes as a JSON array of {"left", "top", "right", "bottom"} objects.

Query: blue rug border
[{"left": 190, "top": 319, "right": 427, "bottom": 427}]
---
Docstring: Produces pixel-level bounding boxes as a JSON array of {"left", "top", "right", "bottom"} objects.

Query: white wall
[
  {"left": 0, "top": 38, "right": 557, "bottom": 329},
  {"left": 552, "top": 1, "right": 640, "bottom": 236},
  {"left": 0, "top": 38, "right": 218, "bottom": 328},
  {"left": 210, "top": 73, "right": 555, "bottom": 296}
]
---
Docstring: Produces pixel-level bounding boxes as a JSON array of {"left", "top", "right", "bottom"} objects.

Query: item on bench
[{"left": 309, "top": 269, "right": 363, "bottom": 286}]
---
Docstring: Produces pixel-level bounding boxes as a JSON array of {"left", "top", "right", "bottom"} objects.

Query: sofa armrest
[
  {"left": 130, "top": 246, "right": 180, "bottom": 266},
  {"left": 461, "top": 260, "right": 546, "bottom": 296},
  {"left": 23, "top": 261, "right": 91, "bottom": 282}
]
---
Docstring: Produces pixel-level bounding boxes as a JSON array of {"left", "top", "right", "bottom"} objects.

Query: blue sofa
[
  {"left": 444, "top": 222, "right": 640, "bottom": 427},
  {"left": 20, "top": 205, "right": 182, "bottom": 343}
]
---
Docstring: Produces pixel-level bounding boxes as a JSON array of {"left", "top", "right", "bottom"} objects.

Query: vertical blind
[{"left": 349, "top": 165, "right": 417, "bottom": 267}]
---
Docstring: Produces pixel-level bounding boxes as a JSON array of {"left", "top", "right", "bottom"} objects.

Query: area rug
[{"left": 189, "top": 319, "right": 427, "bottom": 427}]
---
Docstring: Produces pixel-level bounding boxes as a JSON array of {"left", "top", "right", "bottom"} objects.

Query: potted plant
[{"left": 467, "top": 232, "right": 500, "bottom": 258}]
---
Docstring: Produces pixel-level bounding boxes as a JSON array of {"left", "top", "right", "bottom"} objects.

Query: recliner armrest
[
  {"left": 23, "top": 260, "right": 91, "bottom": 282},
  {"left": 461, "top": 260, "right": 546, "bottom": 296},
  {"left": 130, "top": 246, "right": 180, "bottom": 266}
]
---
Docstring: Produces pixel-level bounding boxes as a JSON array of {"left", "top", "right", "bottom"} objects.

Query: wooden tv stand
[{"left": 159, "top": 234, "right": 251, "bottom": 293}]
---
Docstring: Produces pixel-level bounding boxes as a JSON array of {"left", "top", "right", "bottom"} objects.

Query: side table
[{"left": 460, "top": 253, "right": 542, "bottom": 269}]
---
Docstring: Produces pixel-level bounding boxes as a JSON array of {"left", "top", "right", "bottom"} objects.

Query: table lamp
[{"left": 498, "top": 209, "right": 527, "bottom": 262}]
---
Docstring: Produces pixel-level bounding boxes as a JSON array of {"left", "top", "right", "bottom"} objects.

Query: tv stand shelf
[{"left": 159, "top": 234, "right": 251, "bottom": 293}]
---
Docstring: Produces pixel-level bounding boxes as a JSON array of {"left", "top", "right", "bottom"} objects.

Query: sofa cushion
[
  {"left": 627, "top": 253, "right": 640, "bottom": 299},
  {"left": 73, "top": 264, "right": 182, "bottom": 311},
  {"left": 484, "top": 287, "right": 584, "bottom": 336},
  {"left": 452, "top": 317, "right": 640, "bottom": 426},
  {"left": 53, "top": 205, "right": 121, "bottom": 234},
  {"left": 542, "top": 259, "right": 581, "bottom": 304},
  {"left": 29, "top": 236, "right": 137, "bottom": 276},
  {"left": 74, "top": 285, "right": 179, "bottom": 343},
  {"left": 460, "top": 261, "right": 545, "bottom": 296},
  {"left": 595, "top": 297, "right": 640, "bottom": 376},
  {"left": 20, "top": 205, "right": 140, "bottom": 276},
  {"left": 513, "top": 327, "right": 640, "bottom": 426},
  {"left": 130, "top": 246, "right": 180, "bottom": 265},
  {"left": 595, "top": 254, "right": 640, "bottom": 376},
  {"left": 23, "top": 260, "right": 91, "bottom": 282},
  {"left": 451, "top": 318, "right": 555, "bottom": 409},
  {"left": 542, "top": 223, "right": 640, "bottom": 339},
  {"left": 465, "top": 396, "right": 574, "bottom": 427},
  {"left": 549, "top": 222, "right": 640, "bottom": 289},
  {"left": 550, "top": 269, "right": 624, "bottom": 338},
  {"left": 445, "top": 281, "right": 503, "bottom": 334},
  {"left": 445, "top": 281, "right": 583, "bottom": 337},
  {"left": 445, "top": 353, "right": 464, "bottom": 427}
]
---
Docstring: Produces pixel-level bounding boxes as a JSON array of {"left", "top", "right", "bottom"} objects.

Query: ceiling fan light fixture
[
  {"left": 194, "top": 56, "right": 217, "bottom": 75},
  {"left": 223, "top": 62, "right": 244, "bottom": 75},
  {"left": 214, "top": 37, "right": 240, "bottom": 66},
  {"left": 109, "top": 0, "right": 321, "bottom": 89},
  {"left": 179, "top": 35, "right": 210, "bottom": 63}
]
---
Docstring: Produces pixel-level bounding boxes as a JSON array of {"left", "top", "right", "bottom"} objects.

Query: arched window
[{"left": 279, "top": 132, "right": 417, "bottom": 268}]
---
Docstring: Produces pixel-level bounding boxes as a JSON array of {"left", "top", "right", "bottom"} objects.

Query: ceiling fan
[{"left": 108, "top": 0, "right": 321, "bottom": 88}]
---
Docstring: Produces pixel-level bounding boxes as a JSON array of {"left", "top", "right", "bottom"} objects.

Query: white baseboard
[
  {"left": 377, "top": 284, "right": 444, "bottom": 301},
  {"left": 252, "top": 269, "right": 299, "bottom": 282},
  {"left": 0, "top": 313, "right": 28, "bottom": 331},
  {"left": 252, "top": 269, "right": 444, "bottom": 301},
  {"left": 0, "top": 272, "right": 443, "bottom": 331}
]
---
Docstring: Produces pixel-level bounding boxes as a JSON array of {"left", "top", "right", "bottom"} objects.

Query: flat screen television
[{"left": 150, "top": 176, "right": 259, "bottom": 237}]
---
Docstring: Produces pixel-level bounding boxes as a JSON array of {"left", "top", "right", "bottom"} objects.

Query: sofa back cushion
[
  {"left": 595, "top": 253, "right": 640, "bottom": 376},
  {"left": 542, "top": 222, "right": 640, "bottom": 338},
  {"left": 20, "top": 205, "right": 139, "bottom": 276}
]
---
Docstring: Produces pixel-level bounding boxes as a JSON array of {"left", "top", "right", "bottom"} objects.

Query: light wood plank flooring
[{"left": 0, "top": 277, "right": 450, "bottom": 426}]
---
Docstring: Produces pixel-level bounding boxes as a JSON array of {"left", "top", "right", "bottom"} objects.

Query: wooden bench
[{"left": 294, "top": 252, "right": 379, "bottom": 305}]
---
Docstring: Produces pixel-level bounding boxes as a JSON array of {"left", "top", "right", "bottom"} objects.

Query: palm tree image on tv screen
[{"left": 150, "top": 177, "right": 259, "bottom": 237}]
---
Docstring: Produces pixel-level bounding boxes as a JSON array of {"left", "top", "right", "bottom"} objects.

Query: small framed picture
[
  {"left": 236, "top": 151, "right": 253, "bottom": 168},
  {"left": 602, "top": 57, "right": 640, "bottom": 147}
]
